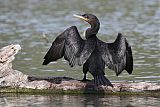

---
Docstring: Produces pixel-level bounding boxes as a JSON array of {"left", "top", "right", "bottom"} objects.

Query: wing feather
[
  {"left": 100, "top": 33, "right": 133, "bottom": 76},
  {"left": 43, "top": 26, "right": 94, "bottom": 66},
  {"left": 43, "top": 33, "right": 65, "bottom": 65}
]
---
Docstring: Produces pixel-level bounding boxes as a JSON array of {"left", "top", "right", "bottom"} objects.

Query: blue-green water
[{"left": 0, "top": 0, "right": 160, "bottom": 106}]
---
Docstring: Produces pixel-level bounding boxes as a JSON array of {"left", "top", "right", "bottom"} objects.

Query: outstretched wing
[
  {"left": 43, "top": 26, "right": 94, "bottom": 67},
  {"left": 99, "top": 33, "right": 133, "bottom": 76}
]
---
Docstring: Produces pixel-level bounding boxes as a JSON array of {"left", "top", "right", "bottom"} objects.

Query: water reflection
[{"left": 0, "top": 94, "right": 160, "bottom": 107}]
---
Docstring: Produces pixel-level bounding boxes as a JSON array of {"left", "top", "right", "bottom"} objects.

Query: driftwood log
[{"left": 0, "top": 44, "right": 160, "bottom": 95}]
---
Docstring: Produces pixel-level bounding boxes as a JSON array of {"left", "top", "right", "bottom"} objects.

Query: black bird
[{"left": 43, "top": 13, "right": 133, "bottom": 87}]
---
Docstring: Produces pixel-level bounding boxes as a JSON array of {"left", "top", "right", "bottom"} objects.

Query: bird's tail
[{"left": 93, "top": 75, "right": 113, "bottom": 87}]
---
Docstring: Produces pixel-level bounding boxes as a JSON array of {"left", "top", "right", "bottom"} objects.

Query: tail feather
[{"left": 93, "top": 75, "right": 113, "bottom": 87}]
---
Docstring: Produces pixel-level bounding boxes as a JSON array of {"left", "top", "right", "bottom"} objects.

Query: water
[
  {"left": 0, "top": 0, "right": 160, "bottom": 106},
  {"left": 0, "top": 94, "right": 160, "bottom": 107}
]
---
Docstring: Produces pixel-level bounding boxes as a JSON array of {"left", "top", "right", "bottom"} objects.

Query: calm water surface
[
  {"left": 0, "top": 0, "right": 160, "bottom": 106},
  {"left": 0, "top": 94, "right": 160, "bottom": 107}
]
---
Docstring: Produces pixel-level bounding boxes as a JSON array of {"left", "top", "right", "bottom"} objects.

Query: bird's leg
[
  {"left": 81, "top": 63, "right": 90, "bottom": 82},
  {"left": 82, "top": 73, "right": 87, "bottom": 81},
  {"left": 81, "top": 73, "right": 90, "bottom": 82}
]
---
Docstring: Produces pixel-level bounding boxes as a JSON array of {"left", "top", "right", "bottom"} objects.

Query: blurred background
[
  {"left": 0, "top": 0, "right": 160, "bottom": 107},
  {"left": 0, "top": 0, "right": 159, "bottom": 82}
]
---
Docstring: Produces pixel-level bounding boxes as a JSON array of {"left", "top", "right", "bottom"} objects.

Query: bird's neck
[{"left": 85, "top": 21, "right": 100, "bottom": 39}]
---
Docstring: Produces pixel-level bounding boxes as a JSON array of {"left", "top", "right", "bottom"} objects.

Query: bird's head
[
  {"left": 73, "top": 13, "right": 99, "bottom": 25},
  {"left": 74, "top": 13, "right": 100, "bottom": 37}
]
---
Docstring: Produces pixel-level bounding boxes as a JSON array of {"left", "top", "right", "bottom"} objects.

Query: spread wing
[
  {"left": 99, "top": 33, "right": 133, "bottom": 76},
  {"left": 43, "top": 26, "right": 94, "bottom": 67}
]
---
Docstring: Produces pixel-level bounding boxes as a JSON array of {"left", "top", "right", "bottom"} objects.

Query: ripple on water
[
  {"left": 56, "top": 69, "right": 65, "bottom": 72},
  {"left": 135, "top": 76, "right": 160, "bottom": 79},
  {"left": 43, "top": 69, "right": 55, "bottom": 72},
  {"left": 23, "top": 58, "right": 32, "bottom": 61}
]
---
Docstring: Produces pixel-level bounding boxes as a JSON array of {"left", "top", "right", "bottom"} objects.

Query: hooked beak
[{"left": 73, "top": 14, "right": 89, "bottom": 22}]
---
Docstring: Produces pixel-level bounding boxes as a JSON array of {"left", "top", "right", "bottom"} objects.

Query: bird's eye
[{"left": 83, "top": 14, "right": 88, "bottom": 19}]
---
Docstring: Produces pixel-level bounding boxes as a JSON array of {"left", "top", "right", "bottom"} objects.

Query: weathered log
[{"left": 0, "top": 44, "right": 160, "bottom": 95}]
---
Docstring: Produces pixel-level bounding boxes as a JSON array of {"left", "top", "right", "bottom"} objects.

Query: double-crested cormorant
[{"left": 43, "top": 13, "right": 133, "bottom": 87}]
